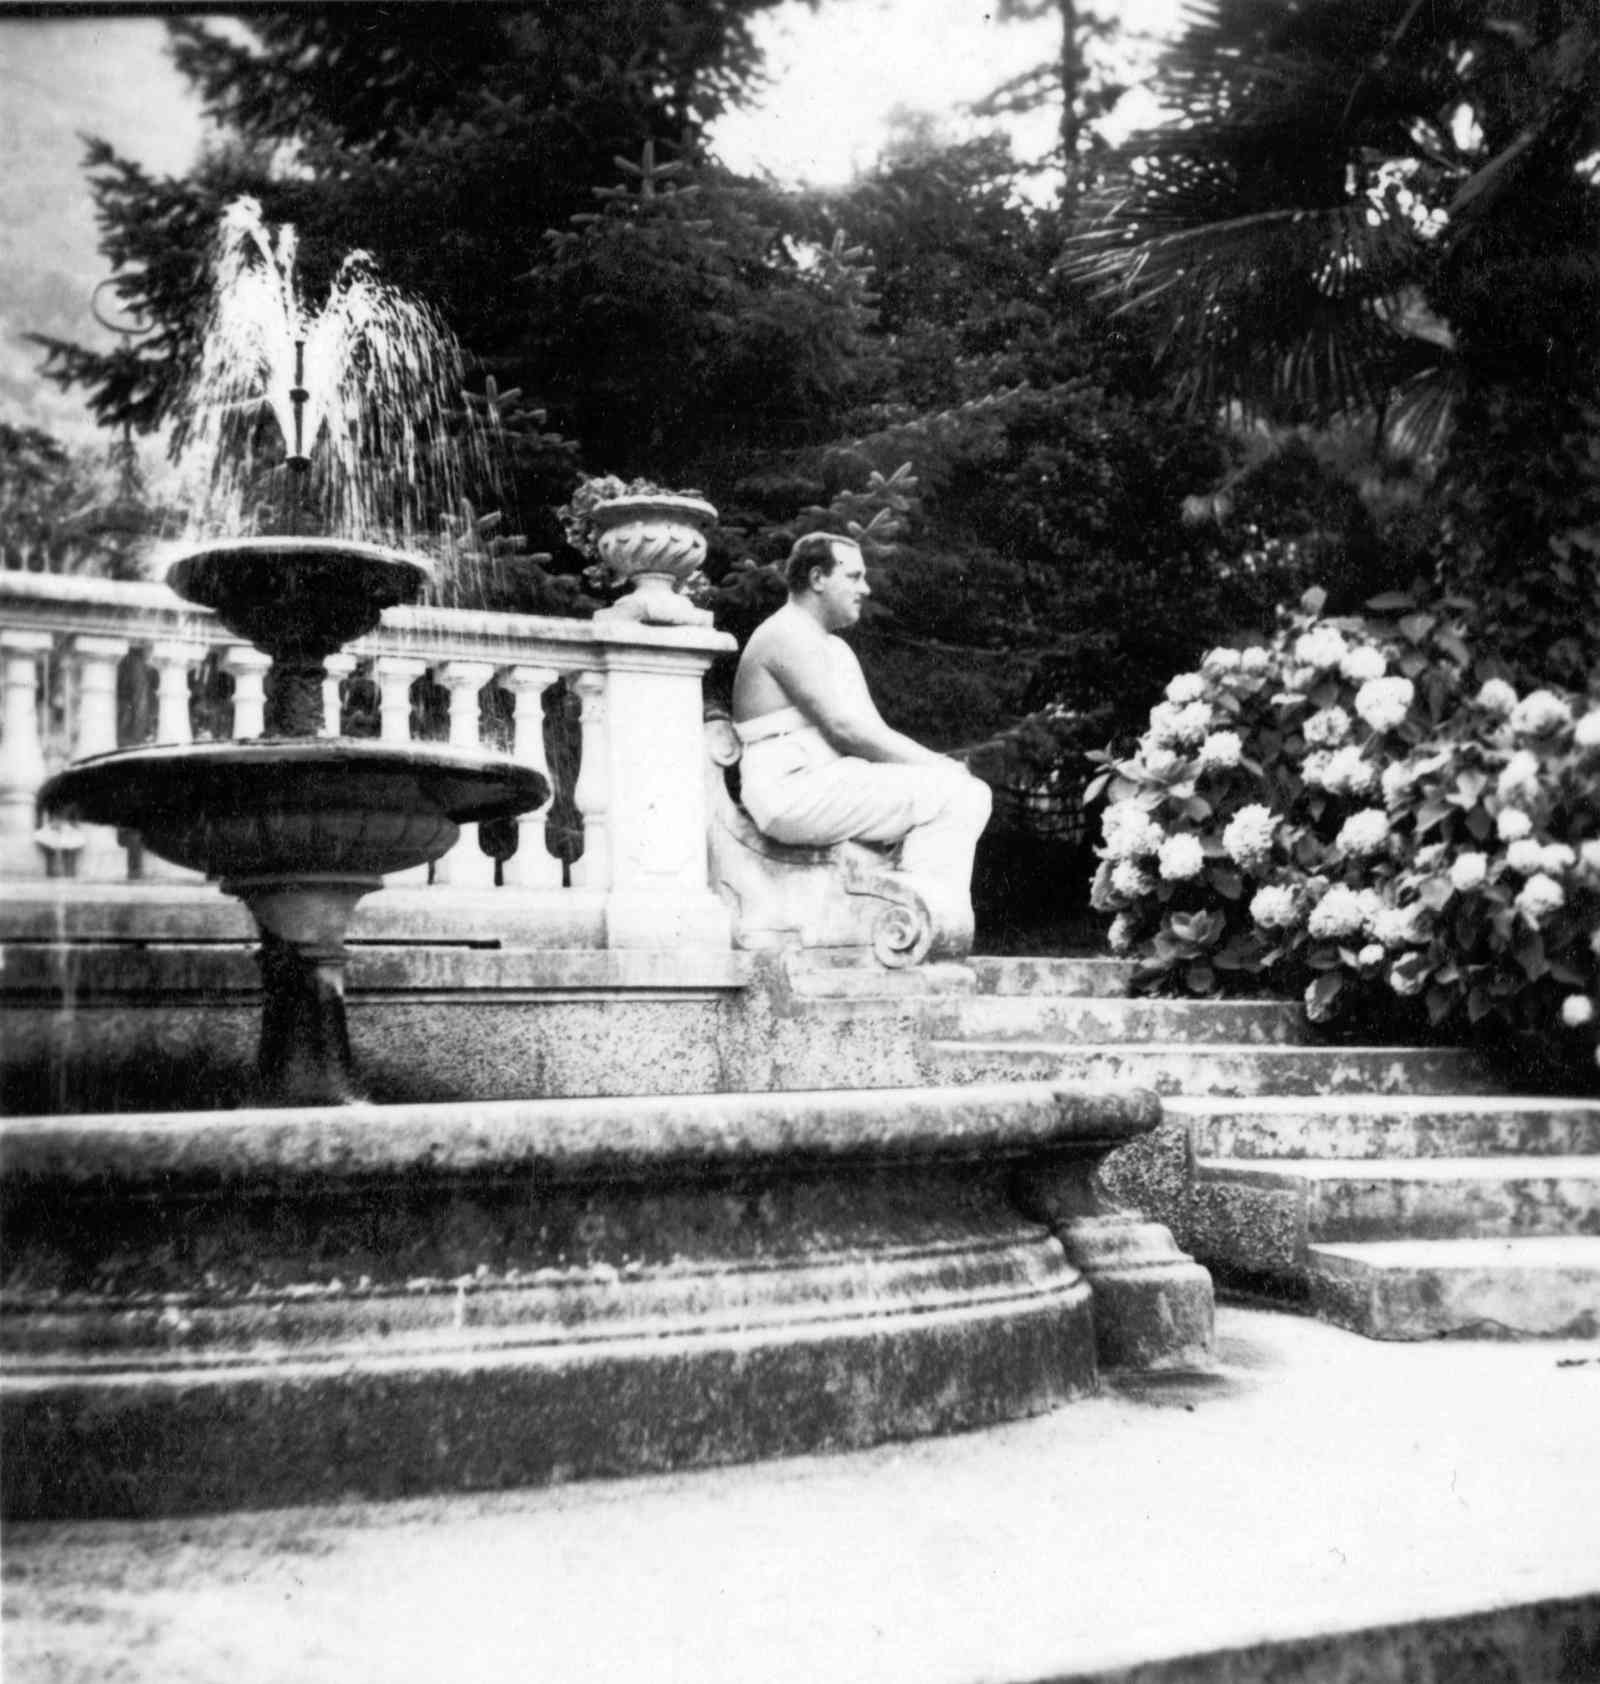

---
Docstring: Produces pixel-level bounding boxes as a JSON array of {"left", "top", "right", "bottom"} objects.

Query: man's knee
[{"left": 944, "top": 768, "right": 991, "bottom": 833}]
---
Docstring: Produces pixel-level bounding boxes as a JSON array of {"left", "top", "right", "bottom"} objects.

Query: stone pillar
[
  {"left": 221, "top": 646, "right": 272, "bottom": 741},
  {"left": 501, "top": 664, "right": 561, "bottom": 891},
  {"left": 374, "top": 655, "right": 429, "bottom": 887},
  {"left": 321, "top": 653, "right": 356, "bottom": 739},
  {"left": 432, "top": 659, "right": 496, "bottom": 889},
  {"left": 142, "top": 640, "right": 204, "bottom": 882},
  {"left": 586, "top": 623, "right": 736, "bottom": 949},
  {"left": 0, "top": 630, "right": 54, "bottom": 879},
  {"left": 568, "top": 669, "right": 610, "bottom": 892},
  {"left": 70, "top": 634, "right": 132, "bottom": 881}
]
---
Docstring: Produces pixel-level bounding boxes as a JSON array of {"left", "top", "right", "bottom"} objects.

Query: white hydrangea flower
[
  {"left": 1102, "top": 805, "right": 1164, "bottom": 860},
  {"left": 1239, "top": 646, "right": 1272, "bottom": 674},
  {"left": 1579, "top": 841, "right": 1600, "bottom": 879},
  {"left": 1371, "top": 905, "right": 1422, "bottom": 949},
  {"left": 1340, "top": 645, "right": 1388, "bottom": 684},
  {"left": 1173, "top": 701, "right": 1212, "bottom": 744},
  {"left": 1165, "top": 671, "right": 1207, "bottom": 704},
  {"left": 1301, "top": 751, "right": 1333, "bottom": 790},
  {"left": 1560, "top": 994, "right": 1595, "bottom": 1029},
  {"left": 1302, "top": 706, "right": 1351, "bottom": 748},
  {"left": 1307, "top": 884, "right": 1369, "bottom": 940},
  {"left": 1157, "top": 833, "right": 1206, "bottom": 881},
  {"left": 1322, "top": 746, "right": 1378, "bottom": 795},
  {"left": 1294, "top": 626, "right": 1348, "bottom": 671},
  {"left": 1510, "top": 689, "right": 1573, "bottom": 738},
  {"left": 1107, "top": 913, "right": 1135, "bottom": 955},
  {"left": 1506, "top": 838, "right": 1546, "bottom": 875},
  {"left": 1449, "top": 852, "right": 1489, "bottom": 891},
  {"left": 1542, "top": 843, "right": 1576, "bottom": 874},
  {"left": 1358, "top": 942, "right": 1386, "bottom": 968},
  {"left": 1575, "top": 711, "right": 1600, "bottom": 751},
  {"left": 1336, "top": 809, "right": 1390, "bottom": 857},
  {"left": 1514, "top": 873, "right": 1565, "bottom": 924},
  {"left": 1354, "top": 676, "right": 1415, "bottom": 733},
  {"left": 1475, "top": 678, "right": 1518, "bottom": 717},
  {"left": 1146, "top": 702, "right": 1186, "bottom": 745},
  {"left": 1202, "top": 647, "right": 1242, "bottom": 676},
  {"left": 1143, "top": 747, "right": 1186, "bottom": 779},
  {"left": 1197, "top": 730, "right": 1243, "bottom": 770},
  {"left": 1110, "top": 860, "right": 1155, "bottom": 899},
  {"left": 1223, "top": 803, "right": 1278, "bottom": 868},
  {"left": 1250, "top": 884, "right": 1299, "bottom": 930},
  {"left": 1497, "top": 750, "right": 1542, "bottom": 803},
  {"left": 1496, "top": 808, "right": 1533, "bottom": 841}
]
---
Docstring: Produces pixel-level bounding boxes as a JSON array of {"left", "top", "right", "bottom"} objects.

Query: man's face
[{"left": 813, "top": 543, "right": 869, "bottom": 630}]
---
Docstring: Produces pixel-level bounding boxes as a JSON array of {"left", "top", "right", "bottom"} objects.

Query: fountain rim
[
  {"left": 161, "top": 533, "right": 437, "bottom": 588},
  {"left": 39, "top": 737, "right": 550, "bottom": 832}
]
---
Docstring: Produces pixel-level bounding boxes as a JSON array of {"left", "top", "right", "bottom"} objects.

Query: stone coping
[
  {"left": 0, "top": 567, "right": 735, "bottom": 658},
  {"left": 0, "top": 941, "right": 752, "bottom": 997},
  {"left": 1, "top": 1082, "right": 1160, "bottom": 1190}
]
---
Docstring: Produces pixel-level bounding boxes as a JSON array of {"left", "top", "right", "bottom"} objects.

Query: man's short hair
[{"left": 785, "top": 532, "right": 858, "bottom": 593}]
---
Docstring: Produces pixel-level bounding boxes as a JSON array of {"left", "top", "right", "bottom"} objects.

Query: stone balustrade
[{"left": 0, "top": 569, "right": 736, "bottom": 953}]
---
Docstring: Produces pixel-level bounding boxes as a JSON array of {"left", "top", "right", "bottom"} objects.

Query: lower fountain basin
[
  {"left": 0, "top": 1082, "right": 1160, "bottom": 1518},
  {"left": 41, "top": 739, "right": 548, "bottom": 881}
]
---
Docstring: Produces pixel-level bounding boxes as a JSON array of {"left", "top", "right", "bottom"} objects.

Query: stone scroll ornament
[{"left": 704, "top": 710, "right": 972, "bottom": 968}]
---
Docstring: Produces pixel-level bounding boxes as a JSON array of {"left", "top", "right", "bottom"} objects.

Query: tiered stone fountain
[
  {"left": 1, "top": 202, "right": 1200, "bottom": 1520},
  {"left": 39, "top": 534, "right": 547, "bottom": 1105}
]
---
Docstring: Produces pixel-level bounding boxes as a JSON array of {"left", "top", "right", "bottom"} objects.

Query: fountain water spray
[{"left": 174, "top": 197, "right": 497, "bottom": 550}]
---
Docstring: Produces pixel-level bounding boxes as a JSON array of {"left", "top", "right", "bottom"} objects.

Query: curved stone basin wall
[{"left": 0, "top": 1083, "right": 1160, "bottom": 1518}]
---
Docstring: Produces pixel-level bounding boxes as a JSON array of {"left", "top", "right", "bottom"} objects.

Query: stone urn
[{"left": 592, "top": 493, "right": 717, "bottom": 627}]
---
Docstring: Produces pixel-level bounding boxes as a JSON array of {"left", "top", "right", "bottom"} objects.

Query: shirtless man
[{"left": 731, "top": 533, "right": 991, "bottom": 932}]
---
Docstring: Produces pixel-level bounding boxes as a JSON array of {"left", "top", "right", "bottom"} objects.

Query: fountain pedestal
[{"left": 233, "top": 876, "right": 380, "bottom": 1105}]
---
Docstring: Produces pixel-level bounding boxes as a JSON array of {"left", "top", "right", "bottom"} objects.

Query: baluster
[
  {"left": 374, "top": 655, "right": 428, "bottom": 743},
  {"left": 142, "top": 640, "right": 204, "bottom": 882},
  {"left": 321, "top": 653, "right": 356, "bottom": 738},
  {"left": 0, "top": 630, "right": 55, "bottom": 879},
  {"left": 221, "top": 646, "right": 272, "bottom": 740},
  {"left": 500, "top": 664, "right": 561, "bottom": 890},
  {"left": 70, "top": 635, "right": 133, "bottom": 880},
  {"left": 150, "top": 641, "right": 200, "bottom": 744},
  {"left": 432, "top": 659, "right": 497, "bottom": 888},
  {"left": 374, "top": 655, "right": 429, "bottom": 886},
  {"left": 569, "top": 668, "right": 611, "bottom": 891}
]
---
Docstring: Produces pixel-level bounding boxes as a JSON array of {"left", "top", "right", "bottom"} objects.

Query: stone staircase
[{"left": 923, "top": 956, "right": 1600, "bottom": 1340}]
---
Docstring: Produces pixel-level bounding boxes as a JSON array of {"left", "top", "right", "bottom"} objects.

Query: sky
[{"left": 0, "top": 1, "right": 1181, "bottom": 446}]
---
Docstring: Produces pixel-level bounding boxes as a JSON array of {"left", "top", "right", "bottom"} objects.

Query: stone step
[
  {"left": 968, "top": 956, "right": 1138, "bottom": 998},
  {"left": 925, "top": 1039, "right": 1501, "bottom": 1098},
  {"left": 1198, "top": 1156, "right": 1600, "bottom": 1244},
  {"left": 953, "top": 995, "right": 1308, "bottom": 1045},
  {"left": 1309, "top": 1237, "right": 1600, "bottom": 1340},
  {"left": 1167, "top": 1095, "right": 1600, "bottom": 1161}
]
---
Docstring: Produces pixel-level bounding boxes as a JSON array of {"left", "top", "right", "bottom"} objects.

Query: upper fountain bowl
[{"left": 166, "top": 536, "right": 434, "bottom": 663}]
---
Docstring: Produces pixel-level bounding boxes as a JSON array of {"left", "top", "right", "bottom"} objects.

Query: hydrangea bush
[{"left": 1087, "top": 589, "right": 1600, "bottom": 1089}]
